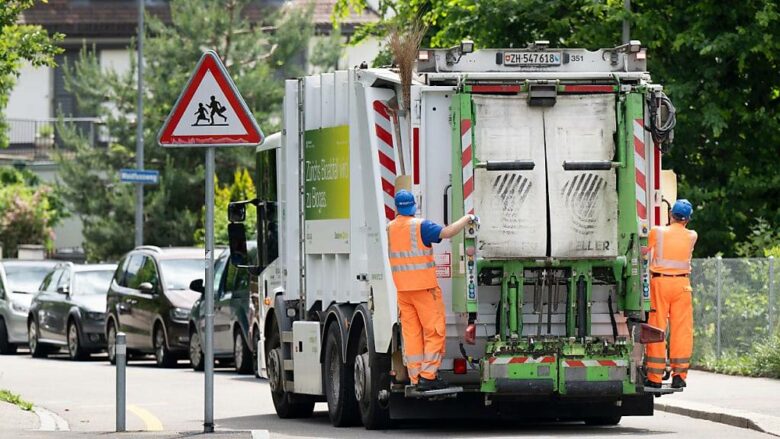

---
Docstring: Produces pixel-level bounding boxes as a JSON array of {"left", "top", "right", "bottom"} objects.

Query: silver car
[{"left": 0, "top": 260, "right": 60, "bottom": 354}]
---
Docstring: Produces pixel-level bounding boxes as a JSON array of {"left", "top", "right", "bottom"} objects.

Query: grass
[{"left": 0, "top": 389, "right": 34, "bottom": 411}]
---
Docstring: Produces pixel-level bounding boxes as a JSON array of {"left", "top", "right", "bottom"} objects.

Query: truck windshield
[
  {"left": 160, "top": 259, "right": 204, "bottom": 291},
  {"left": 4, "top": 265, "right": 53, "bottom": 293},
  {"left": 73, "top": 270, "right": 115, "bottom": 295}
]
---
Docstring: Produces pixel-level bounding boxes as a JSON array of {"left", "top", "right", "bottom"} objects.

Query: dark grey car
[
  {"left": 27, "top": 262, "right": 117, "bottom": 360},
  {"left": 0, "top": 260, "right": 60, "bottom": 354}
]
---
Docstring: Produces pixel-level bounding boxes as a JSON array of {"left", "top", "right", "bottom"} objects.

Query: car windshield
[
  {"left": 73, "top": 270, "right": 115, "bottom": 295},
  {"left": 4, "top": 265, "right": 54, "bottom": 293},
  {"left": 159, "top": 259, "right": 204, "bottom": 291}
]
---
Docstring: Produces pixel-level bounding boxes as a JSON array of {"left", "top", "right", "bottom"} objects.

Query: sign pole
[
  {"left": 204, "top": 146, "right": 215, "bottom": 433},
  {"left": 135, "top": 0, "right": 145, "bottom": 247}
]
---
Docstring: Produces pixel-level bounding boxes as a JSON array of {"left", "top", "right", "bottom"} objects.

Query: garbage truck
[{"left": 226, "top": 41, "right": 678, "bottom": 428}]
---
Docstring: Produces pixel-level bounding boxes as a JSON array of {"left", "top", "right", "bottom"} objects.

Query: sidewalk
[
  {"left": 655, "top": 370, "right": 780, "bottom": 437},
  {"left": 0, "top": 400, "right": 39, "bottom": 433}
]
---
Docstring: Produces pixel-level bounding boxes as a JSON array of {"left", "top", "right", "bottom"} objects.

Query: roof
[
  {"left": 0, "top": 260, "right": 61, "bottom": 268},
  {"left": 133, "top": 246, "right": 207, "bottom": 260},
  {"left": 20, "top": 0, "right": 378, "bottom": 40},
  {"left": 72, "top": 263, "right": 117, "bottom": 272}
]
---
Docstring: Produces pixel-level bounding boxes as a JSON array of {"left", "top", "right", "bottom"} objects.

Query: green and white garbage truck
[{"left": 227, "top": 41, "right": 678, "bottom": 429}]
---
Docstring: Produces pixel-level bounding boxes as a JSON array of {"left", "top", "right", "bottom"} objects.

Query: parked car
[
  {"left": 0, "top": 260, "right": 59, "bottom": 354},
  {"left": 27, "top": 262, "right": 117, "bottom": 360},
  {"left": 105, "top": 246, "right": 205, "bottom": 367},
  {"left": 188, "top": 244, "right": 257, "bottom": 374}
]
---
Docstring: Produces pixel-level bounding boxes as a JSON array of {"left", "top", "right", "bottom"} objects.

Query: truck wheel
[
  {"left": 0, "top": 318, "right": 18, "bottom": 355},
  {"left": 354, "top": 329, "right": 391, "bottom": 429},
  {"left": 585, "top": 416, "right": 622, "bottom": 426},
  {"left": 323, "top": 323, "right": 360, "bottom": 427},
  {"left": 266, "top": 330, "right": 314, "bottom": 418}
]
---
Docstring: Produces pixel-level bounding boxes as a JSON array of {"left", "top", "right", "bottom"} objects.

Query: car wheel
[
  {"left": 28, "top": 319, "right": 47, "bottom": 358},
  {"left": 234, "top": 330, "right": 253, "bottom": 374},
  {"left": 189, "top": 328, "right": 204, "bottom": 371},
  {"left": 0, "top": 318, "right": 18, "bottom": 355},
  {"left": 107, "top": 321, "right": 117, "bottom": 365},
  {"left": 266, "top": 329, "right": 314, "bottom": 418},
  {"left": 67, "top": 320, "right": 88, "bottom": 361},
  {"left": 154, "top": 325, "right": 177, "bottom": 368}
]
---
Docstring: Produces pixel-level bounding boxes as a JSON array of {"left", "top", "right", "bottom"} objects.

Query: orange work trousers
[
  {"left": 645, "top": 275, "right": 693, "bottom": 383},
  {"left": 397, "top": 287, "right": 446, "bottom": 384}
]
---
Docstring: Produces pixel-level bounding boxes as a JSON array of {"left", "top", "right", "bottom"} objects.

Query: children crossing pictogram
[{"left": 158, "top": 50, "right": 262, "bottom": 147}]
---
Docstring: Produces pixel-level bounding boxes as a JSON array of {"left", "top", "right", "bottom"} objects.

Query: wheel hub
[
  {"left": 267, "top": 348, "right": 283, "bottom": 392},
  {"left": 354, "top": 352, "right": 370, "bottom": 402}
]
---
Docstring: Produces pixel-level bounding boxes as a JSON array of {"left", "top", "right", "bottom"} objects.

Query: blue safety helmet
[
  {"left": 671, "top": 199, "right": 693, "bottom": 221},
  {"left": 394, "top": 190, "right": 416, "bottom": 216}
]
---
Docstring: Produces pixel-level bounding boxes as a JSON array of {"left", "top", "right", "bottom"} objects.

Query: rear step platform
[
  {"left": 404, "top": 385, "right": 464, "bottom": 399},
  {"left": 643, "top": 385, "right": 683, "bottom": 395}
]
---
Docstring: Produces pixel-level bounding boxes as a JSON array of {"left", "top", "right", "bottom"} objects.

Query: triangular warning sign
[{"left": 158, "top": 50, "right": 263, "bottom": 147}]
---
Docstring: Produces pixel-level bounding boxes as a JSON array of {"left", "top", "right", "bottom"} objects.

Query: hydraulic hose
[{"left": 647, "top": 91, "right": 676, "bottom": 152}]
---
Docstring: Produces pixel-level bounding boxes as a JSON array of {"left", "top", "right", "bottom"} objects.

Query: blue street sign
[{"left": 120, "top": 169, "right": 160, "bottom": 184}]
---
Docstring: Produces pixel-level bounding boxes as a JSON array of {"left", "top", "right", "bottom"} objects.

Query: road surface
[{"left": 0, "top": 352, "right": 773, "bottom": 438}]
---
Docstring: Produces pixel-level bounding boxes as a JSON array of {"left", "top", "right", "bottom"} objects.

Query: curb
[
  {"left": 655, "top": 401, "right": 780, "bottom": 438},
  {"left": 34, "top": 405, "right": 70, "bottom": 432}
]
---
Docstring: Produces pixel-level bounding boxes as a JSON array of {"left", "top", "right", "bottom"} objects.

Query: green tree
[
  {"left": 194, "top": 169, "right": 257, "bottom": 246},
  {"left": 0, "top": 166, "right": 67, "bottom": 256},
  {"left": 336, "top": 0, "right": 780, "bottom": 257},
  {"left": 57, "top": 0, "right": 330, "bottom": 261},
  {"left": 0, "top": 0, "right": 63, "bottom": 148}
]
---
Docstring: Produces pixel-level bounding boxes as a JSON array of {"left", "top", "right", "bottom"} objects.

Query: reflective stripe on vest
[
  {"left": 387, "top": 216, "right": 438, "bottom": 291},
  {"left": 651, "top": 225, "right": 696, "bottom": 273}
]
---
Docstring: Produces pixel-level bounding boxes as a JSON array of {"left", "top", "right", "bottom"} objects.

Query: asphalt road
[{"left": 0, "top": 351, "right": 774, "bottom": 438}]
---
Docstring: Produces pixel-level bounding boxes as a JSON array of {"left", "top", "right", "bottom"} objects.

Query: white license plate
[{"left": 504, "top": 52, "right": 561, "bottom": 66}]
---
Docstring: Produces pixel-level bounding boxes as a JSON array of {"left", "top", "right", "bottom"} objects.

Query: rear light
[
  {"left": 454, "top": 358, "right": 467, "bottom": 374},
  {"left": 465, "top": 323, "right": 476, "bottom": 345},
  {"left": 638, "top": 323, "right": 665, "bottom": 344}
]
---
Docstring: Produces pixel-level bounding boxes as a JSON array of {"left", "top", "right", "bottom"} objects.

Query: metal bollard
[
  {"left": 769, "top": 256, "right": 775, "bottom": 334},
  {"left": 716, "top": 256, "right": 722, "bottom": 360},
  {"left": 116, "top": 332, "right": 127, "bottom": 432}
]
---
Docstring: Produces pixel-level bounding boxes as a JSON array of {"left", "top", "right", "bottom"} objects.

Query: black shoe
[
  {"left": 417, "top": 376, "right": 449, "bottom": 391},
  {"left": 645, "top": 379, "right": 662, "bottom": 389},
  {"left": 672, "top": 375, "right": 687, "bottom": 389}
]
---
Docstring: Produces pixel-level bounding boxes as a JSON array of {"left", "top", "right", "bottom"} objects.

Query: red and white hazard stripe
[
  {"left": 374, "top": 100, "right": 397, "bottom": 222},
  {"left": 634, "top": 119, "right": 648, "bottom": 222},
  {"left": 461, "top": 118, "right": 474, "bottom": 215},
  {"left": 562, "top": 359, "right": 629, "bottom": 367},
  {"left": 488, "top": 356, "right": 556, "bottom": 365}
]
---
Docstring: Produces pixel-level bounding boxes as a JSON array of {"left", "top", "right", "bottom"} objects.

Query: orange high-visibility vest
[
  {"left": 387, "top": 215, "right": 437, "bottom": 292},
  {"left": 649, "top": 223, "right": 698, "bottom": 275}
]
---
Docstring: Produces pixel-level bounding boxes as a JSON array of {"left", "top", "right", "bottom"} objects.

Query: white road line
[
  {"left": 35, "top": 406, "right": 70, "bottom": 431},
  {"left": 251, "top": 430, "right": 270, "bottom": 439}
]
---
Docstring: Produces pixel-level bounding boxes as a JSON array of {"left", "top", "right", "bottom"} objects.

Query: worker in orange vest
[
  {"left": 387, "top": 190, "right": 477, "bottom": 391},
  {"left": 643, "top": 199, "right": 697, "bottom": 389}
]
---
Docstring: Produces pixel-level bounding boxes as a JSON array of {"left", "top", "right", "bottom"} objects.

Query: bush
[{"left": 699, "top": 332, "right": 780, "bottom": 379}]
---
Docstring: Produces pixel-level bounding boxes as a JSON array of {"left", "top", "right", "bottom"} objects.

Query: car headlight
[
  {"left": 170, "top": 307, "right": 190, "bottom": 321},
  {"left": 85, "top": 311, "right": 105, "bottom": 320},
  {"left": 10, "top": 302, "right": 28, "bottom": 314}
]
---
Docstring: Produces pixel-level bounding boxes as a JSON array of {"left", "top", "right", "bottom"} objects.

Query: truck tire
[
  {"left": 585, "top": 416, "right": 622, "bottom": 426},
  {"left": 266, "top": 330, "right": 314, "bottom": 418},
  {"left": 324, "top": 323, "right": 360, "bottom": 427},
  {"left": 354, "top": 328, "right": 391, "bottom": 429}
]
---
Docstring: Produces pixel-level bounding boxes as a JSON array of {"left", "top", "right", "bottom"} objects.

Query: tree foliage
[
  {"left": 335, "top": 0, "right": 780, "bottom": 257},
  {"left": 58, "top": 0, "right": 331, "bottom": 261},
  {"left": 193, "top": 168, "right": 257, "bottom": 246},
  {"left": 0, "top": 0, "right": 63, "bottom": 148},
  {"left": 0, "top": 167, "right": 66, "bottom": 257}
]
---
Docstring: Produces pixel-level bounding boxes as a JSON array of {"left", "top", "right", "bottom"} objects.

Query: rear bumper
[{"left": 389, "top": 392, "right": 653, "bottom": 419}]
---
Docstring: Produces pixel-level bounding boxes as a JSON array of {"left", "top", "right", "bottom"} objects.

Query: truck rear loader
[{"left": 227, "top": 41, "right": 678, "bottom": 428}]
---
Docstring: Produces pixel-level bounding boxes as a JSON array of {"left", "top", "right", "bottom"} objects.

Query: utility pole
[{"left": 135, "top": 0, "right": 145, "bottom": 247}]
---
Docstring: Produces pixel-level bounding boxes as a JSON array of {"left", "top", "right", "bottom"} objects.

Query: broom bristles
[{"left": 389, "top": 21, "right": 426, "bottom": 113}]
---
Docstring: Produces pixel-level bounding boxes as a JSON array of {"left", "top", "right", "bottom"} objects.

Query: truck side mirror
[
  {"left": 228, "top": 202, "right": 247, "bottom": 223},
  {"left": 228, "top": 223, "right": 248, "bottom": 266}
]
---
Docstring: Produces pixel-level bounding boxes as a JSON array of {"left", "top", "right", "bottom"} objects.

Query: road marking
[
  {"left": 35, "top": 406, "right": 70, "bottom": 431},
  {"left": 128, "top": 404, "right": 164, "bottom": 431},
  {"left": 251, "top": 430, "right": 270, "bottom": 439}
]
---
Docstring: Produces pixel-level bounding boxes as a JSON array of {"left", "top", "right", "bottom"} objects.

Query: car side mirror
[
  {"left": 139, "top": 282, "right": 156, "bottom": 294},
  {"left": 57, "top": 285, "right": 70, "bottom": 295},
  {"left": 189, "top": 279, "right": 205, "bottom": 295}
]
